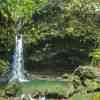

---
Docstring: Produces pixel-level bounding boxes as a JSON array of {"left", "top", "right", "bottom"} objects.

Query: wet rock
[
  {"left": 5, "top": 82, "right": 21, "bottom": 97},
  {"left": 0, "top": 77, "right": 9, "bottom": 85},
  {"left": 5, "top": 90, "right": 16, "bottom": 97},
  {"left": 75, "top": 66, "right": 96, "bottom": 79},
  {"left": 61, "top": 73, "right": 69, "bottom": 79}
]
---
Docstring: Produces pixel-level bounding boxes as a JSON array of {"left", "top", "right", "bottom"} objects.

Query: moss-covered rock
[
  {"left": 5, "top": 82, "right": 22, "bottom": 97},
  {"left": 61, "top": 73, "right": 69, "bottom": 79}
]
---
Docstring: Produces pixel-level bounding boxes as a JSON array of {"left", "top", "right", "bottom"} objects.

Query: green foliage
[
  {"left": 0, "top": 0, "right": 48, "bottom": 21},
  {"left": 90, "top": 48, "right": 100, "bottom": 60},
  {"left": 90, "top": 48, "right": 100, "bottom": 66},
  {"left": 23, "top": 0, "right": 98, "bottom": 70},
  {"left": 0, "top": 0, "right": 100, "bottom": 72},
  {"left": 0, "top": 59, "right": 9, "bottom": 75}
]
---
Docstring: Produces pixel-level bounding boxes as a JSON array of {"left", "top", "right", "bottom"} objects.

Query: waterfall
[{"left": 10, "top": 34, "right": 27, "bottom": 82}]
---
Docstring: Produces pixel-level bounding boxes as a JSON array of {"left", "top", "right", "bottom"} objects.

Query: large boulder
[{"left": 74, "top": 66, "right": 96, "bottom": 79}]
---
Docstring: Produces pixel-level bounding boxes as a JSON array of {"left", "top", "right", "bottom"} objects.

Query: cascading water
[{"left": 10, "top": 34, "right": 27, "bottom": 82}]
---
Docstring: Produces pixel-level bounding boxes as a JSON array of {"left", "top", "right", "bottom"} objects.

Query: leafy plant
[
  {"left": 0, "top": 0, "right": 48, "bottom": 21},
  {"left": 0, "top": 59, "right": 9, "bottom": 75},
  {"left": 90, "top": 48, "right": 100, "bottom": 66}
]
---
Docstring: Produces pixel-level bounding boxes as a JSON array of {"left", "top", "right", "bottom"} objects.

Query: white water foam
[{"left": 10, "top": 34, "right": 28, "bottom": 82}]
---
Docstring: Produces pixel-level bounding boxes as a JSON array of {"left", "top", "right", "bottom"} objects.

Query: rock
[
  {"left": 85, "top": 79, "right": 99, "bottom": 90},
  {"left": 45, "top": 92, "right": 67, "bottom": 99},
  {"left": 72, "top": 75, "right": 81, "bottom": 89},
  {"left": 61, "top": 73, "right": 69, "bottom": 79},
  {"left": 0, "top": 77, "right": 9, "bottom": 85},
  {"left": 75, "top": 66, "right": 96, "bottom": 79},
  {"left": 5, "top": 82, "right": 21, "bottom": 97},
  {"left": 5, "top": 90, "right": 16, "bottom": 97}
]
